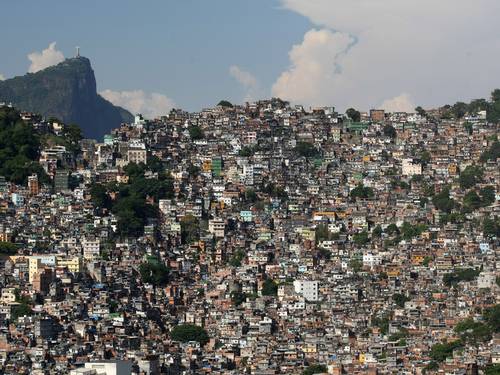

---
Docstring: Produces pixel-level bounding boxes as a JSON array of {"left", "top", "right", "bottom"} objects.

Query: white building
[
  {"left": 402, "top": 158, "right": 422, "bottom": 176},
  {"left": 70, "top": 360, "right": 132, "bottom": 375},
  {"left": 208, "top": 218, "right": 225, "bottom": 238},
  {"left": 293, "top": 280, "right": 319, "bottom": 302},
  {"left": 127, "top": 140, "right": 147, "bottom": 165},
  {"left": 477, "top": 272, "right": 496, "bottom": 289}
]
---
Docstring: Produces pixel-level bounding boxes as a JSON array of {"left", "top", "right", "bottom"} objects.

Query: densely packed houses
[{"left": 0, "top": 100, "right": 498, "bottom": 374}]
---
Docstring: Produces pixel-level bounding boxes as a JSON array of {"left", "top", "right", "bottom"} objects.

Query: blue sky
[
  {"left": 1, "top": 0, "right": 310, "bottom": 113},
  {"left": 2, "top": 0, "right": 500, "bottom": 116}
]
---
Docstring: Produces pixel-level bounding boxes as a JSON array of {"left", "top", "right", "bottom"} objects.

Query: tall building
[
  {"left": 293, "top": 280, "right": 319, "bottom": 302},
  {"left": 28, "top": 174, "right": 39, "bottom": 195},
  {"left": 54, "top": 170, "right": 70, "bottom": 193},
  {"left": 82, "top": 237, "right": 101, "bottom": 260},
  {"left": 370, "top": 109, "right": 385, "bottom": 123}
]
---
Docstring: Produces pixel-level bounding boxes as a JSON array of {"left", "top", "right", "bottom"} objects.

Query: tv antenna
[{"left": 76, "top": 46, "right": 80, "bottom": 58}]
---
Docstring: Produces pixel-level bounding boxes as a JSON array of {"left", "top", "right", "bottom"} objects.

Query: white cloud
[
  {"left": 229, "top": 65, "right": 263, "bottom": 102},
  {"left": 100, "top": 89, "right": 175, "bottom": 119},
  {"left": 278, "top": 0, "right": 500, "bottom": 110},
  {"left": 380, "top": 93, "right": 415, "bottom": 113},
  {"left": 28, "top": 42, "right": 65, "bottom": 73},
  {"left": 0, "top": 74, "right": 4, "bottom": 81},
  {"left": 272, "top": 29, "right": 353, "bottom": 107}
]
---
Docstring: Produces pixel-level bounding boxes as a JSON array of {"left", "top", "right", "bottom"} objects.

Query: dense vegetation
[
  {"left": 294, "top": 141, "right": 321, "bottom": 158},
  {"left": 0, "top": 242, "right": 19, "bottom": 255},
  {"left": 432, "top": 187, "right": 455, "bottom": 213},
  {"left": 350, "top": 184, "right": 374, "bottom": 199},
  {"left": 170, "top": 324, "right": 209, "bottom": 345},
  {"left": 459, "top": 165, "right": 483, "bottom": 189},
  {"left": 0, "top": 106, "right": 47, "bottom": 184},
  {"left": 11, "top": 291, "right": 32, "bottom": 321},
  {"left": 180, "top": 215, "right": 200, "bottom": 244},
  {"left": 303, "top": 364, "right": 327, "bottom": 375},
  {"left": 480, "top": 140, "right": 500, "bottom": 162},
  {"left": 188, "top": 125, "right": 204, "bottom": 140},
  {"left": 427, "top": 304, "right": 500, "bottom": 369},
  {"left": 261, "top": 279, "right": 278, "bottom": 296},
  {"left": 346, "top": 108, "right": 361, "bottom": 122},
  {"left": 90, "top": 161, "right": 174, "bottom": 237},
  {"left": 139, "top": 256, "right": 169, "bottom": 286},
  {"left": 443, "top": 268, "right": 480, "bottom": 287},
  {"left": 217, "top": 100, "right": 233, "bottom": 108},
  {"left": 442, "top": 89, "right": 500, "bottom": 123}
]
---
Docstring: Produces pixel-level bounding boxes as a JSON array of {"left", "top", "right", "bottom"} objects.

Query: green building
[
  {"left": 212, "top": 157, "right": 222, "bottom": 177},
  {"left": 346, "top": 121, "right": 369, "bottom": 133}
]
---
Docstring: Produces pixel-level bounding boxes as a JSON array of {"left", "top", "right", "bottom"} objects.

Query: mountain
[{"left": 0, "top": 57, "right": 133, "bottom": 139}]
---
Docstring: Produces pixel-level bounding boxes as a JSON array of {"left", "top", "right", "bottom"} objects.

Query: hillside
[{"left": 0, "top": 57, "right": 133, "bottom": 139}]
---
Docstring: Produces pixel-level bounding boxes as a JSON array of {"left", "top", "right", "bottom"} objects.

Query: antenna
[{"left": 76, "top": 46, "right": 80, "bottom": 58}]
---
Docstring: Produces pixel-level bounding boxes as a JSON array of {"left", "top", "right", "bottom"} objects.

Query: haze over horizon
[{"left": 2, "top": 0, "right": 499, "bottom": 116}]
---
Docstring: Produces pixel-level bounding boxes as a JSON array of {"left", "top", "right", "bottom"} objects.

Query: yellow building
[{"left": 56, "top": 256, "right": 82, "bottom": 274}]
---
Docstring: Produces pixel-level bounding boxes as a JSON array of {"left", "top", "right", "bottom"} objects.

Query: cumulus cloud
[
  {"left": 28, "top": 42, "right": 65, "bottom": 73},
  {"left": 272, "top": 29, "right": 354, "bottom": 107},
  {"left": 100, "top": 89, "right": 175, "bottom": 119},
  {"left": 278, "top": 0, "right": 500, "bottom": 110},
  {"left": 380, "top": 93, "right": 415, "bottom": 113},
  {"left": 229, "top": 65, "right": 263, "bottom": 102}
]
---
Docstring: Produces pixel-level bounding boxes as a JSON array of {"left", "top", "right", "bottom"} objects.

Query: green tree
[
  {"left": 429, "top": 340, "right": 462, "bottom": 362},
  {"left": 217, "top": 100, "right": 233, "bottom": 108},
  {"left": 0, "top": 106, "right": 44, "bottom": 184},
  {"left": 383, "top": 124, "right": 397, "bottom": 138},
  {"left": 181, "top": 215, "right": 200, "bottom": 244},
  {"left": 11, "top": 302, "right": 32, "bottom": 321},
  {"left": 443, "top": 268, "right": 480, "bottom": 287},
  {"left": 483, "top": 216, "right": 500, "bottom": 238},
  {"left": 188, "top": 125, "right": 204, "bottom": 140},
  {"left": 386, "top": 223, "right": 400, "bottom": 236},
  {"left": 229, "top": 249, "right": 245, "bottom": 267},
  {"left": 415, "top": 106, "right": 426, "bottom": 117},
  {"left": 294, "top": 142, "right": 320, "bottom": 158},
  {"left": 303, "top": 364, "right": 327, "bottom": 375},
  {"left": 480, "top": 141, "right": 500, "bottom": 162},
  {"left": 0, "top": 242, "right": 19, "bottom": 255},
  {"left": 451, "top": 102, "right": 468, "bottom": 119},
  {"left": 463, "top": 190, "right": 482, "bottom": 212},
  {"left": 393, "top": 293, "right": 410, "bottom": 308},
  {"left": 432, "top": 187, "right": 455, "bottom": 213},
  {"left": 350, "top": 184, "right": 374, "bottom": 199},
  {"left": 245, "top": 189, "right": 258, "bottom": 203},
  {"left": 459, "top": 165, "right": 483, "bottom": 189},
  {"left": 484, "top": 304, "right": 500, "bottom": 333},
  {"left": 346, "top": 108, "right": 361, "bottom": 122},
  {"left": 350, "top": 258, "right": 363, "bottom": 272},
  {"left": 484, "top": 364, "right": 500, "bottom": 375},
  {"left": 372, "top": 225, "right": 383, "bottom": 238},
  {"left": 139, "top": 256, "right": 169, "bottom": 286},
  {"left": 353, "top": 231, "right": 369, "bottom": 246},
  {"left": 230, "top": 291, "right": 247, "bottom": 306},
  {"left": 479, "top": 186, "right": 496, "bottom": 206},
  {"left": 454, "top": 318, "right": 492, "bottom": 343},
  {"left": 315, "top": 224, "right": 331, "bottom": 243},
  {"left": 170, "top": 324, "right": 209, "bottom": 345},
  {"left": 468, "top": 98, "right": 488, "bottom": 114},
  {"left": 372, "top": 314, "right": 390, "bottom": 334},
  {"left": 261, "top": 279, "right": 278, "bottom": 296}
]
